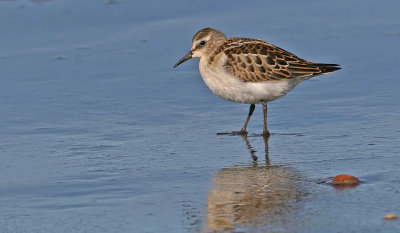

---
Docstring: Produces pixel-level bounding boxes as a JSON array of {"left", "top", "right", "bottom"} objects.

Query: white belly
[{"left": 199, "top": 57, "right": 304, "bottom": 104}]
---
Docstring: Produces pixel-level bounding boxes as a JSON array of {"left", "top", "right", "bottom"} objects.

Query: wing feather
[{"left": 217, "top": 38, "right": 340, "bottom": 82}]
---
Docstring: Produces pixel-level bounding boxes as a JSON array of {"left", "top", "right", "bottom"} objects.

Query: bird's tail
[{"left": 313, "top": 63, "right": 341, "bottom": 74}]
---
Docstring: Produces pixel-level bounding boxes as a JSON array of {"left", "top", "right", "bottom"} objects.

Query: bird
[{"left": 173, "top": 27, "right": 341, "bottom": 136}]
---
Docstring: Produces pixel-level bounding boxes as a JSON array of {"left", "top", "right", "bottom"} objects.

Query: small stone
[
  {"left": 384, "top": 213, "right": 398, "bottom": 220},
  {"left": 332, "top": 174, "right": 360, "bottom": 185}
]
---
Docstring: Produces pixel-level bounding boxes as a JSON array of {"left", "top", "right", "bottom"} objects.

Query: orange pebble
[
  {"left": 332, "top": 174, "right": 360, "bottom": 184},
  {"left": 384, "top": 213, "right": 398, "bottom": 220}
]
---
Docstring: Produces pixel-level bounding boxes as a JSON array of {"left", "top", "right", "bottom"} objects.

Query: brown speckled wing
[{"left": 215, "top": 38, "right": 340, "bottom": 82}]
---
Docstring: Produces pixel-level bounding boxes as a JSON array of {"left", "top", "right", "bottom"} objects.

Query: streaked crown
[{"left": 190, "top": 27, "right": 227, "bottom": 58}]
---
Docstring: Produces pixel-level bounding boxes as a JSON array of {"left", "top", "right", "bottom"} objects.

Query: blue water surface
[{"left": 0, "top": 0, "right": 399, "bottom": 232}]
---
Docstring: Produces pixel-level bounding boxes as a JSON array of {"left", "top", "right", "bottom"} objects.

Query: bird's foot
[{"left": 217, "top": 130, "right": 248, "bottom": 136}]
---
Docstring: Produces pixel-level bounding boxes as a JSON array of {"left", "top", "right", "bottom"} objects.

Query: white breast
[{"left": 198, "top": 56, "right": 305, "bottom": 104}]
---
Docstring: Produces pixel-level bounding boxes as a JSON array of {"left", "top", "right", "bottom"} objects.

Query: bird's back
[{"left": 208, "top": 37, "right": 340, "bottom": 83}]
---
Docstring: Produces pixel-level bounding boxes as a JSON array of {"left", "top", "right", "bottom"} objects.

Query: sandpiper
[{"left": 174, "top": 27, "right": 341, "bottom": 136}]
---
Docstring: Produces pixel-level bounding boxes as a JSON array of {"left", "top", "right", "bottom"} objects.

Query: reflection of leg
[
  {"left": 263, "top": 134, "right": 270, "bottom": 166},
  {"left": 241, "top": 134, "right": 257, "bottom": 162},
  {"left": 241, "top": 134, "right": 270, "bottom": 165},
  {"left": 262, "top": 102, "right": 270, "bottom": 136},
  {"left": 240, "top": 104, "right": 255, "bottom": 134}
]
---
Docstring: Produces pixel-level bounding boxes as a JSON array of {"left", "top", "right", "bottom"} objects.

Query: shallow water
[{"left": 1, "top": 0, "right": 400, "bottom": 232}]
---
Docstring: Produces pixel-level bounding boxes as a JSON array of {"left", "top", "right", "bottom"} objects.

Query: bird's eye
[{"left": 199, "top": 40, "right": 206, "bottom": 46}]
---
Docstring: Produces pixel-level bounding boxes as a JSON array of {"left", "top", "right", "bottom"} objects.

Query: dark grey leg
[
  {"left": 240, "top": 104, "right": 255, "bottom": 134},
  {"left": 262, "top": 102, "right": 270, "bottom": 136}
]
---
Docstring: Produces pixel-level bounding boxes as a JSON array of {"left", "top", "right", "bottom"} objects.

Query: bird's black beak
[{"left": 173, "top": 51, "right": 193, "bottom": 68}]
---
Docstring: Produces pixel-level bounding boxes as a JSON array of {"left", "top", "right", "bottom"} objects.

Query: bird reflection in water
[{"left": 205, "top": 135, "right": 307, "bottom": 233}]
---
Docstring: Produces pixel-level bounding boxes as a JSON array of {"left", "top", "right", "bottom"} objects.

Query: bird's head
[{"left": 174, "top": 27, "right": 226, "bottom": 68}]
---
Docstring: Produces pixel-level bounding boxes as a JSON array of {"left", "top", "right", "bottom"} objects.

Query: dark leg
[
  {"left": 262, "top": 102, "right": 270, "bottom": 136},
  {"left": 240, "top": 104, "right": 255, "bottom": 134},
  {"left": 217, "top": 104, "right": 255, "bottom": 135}
]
